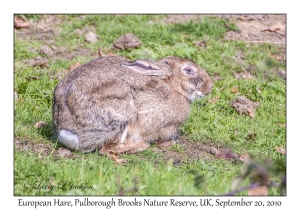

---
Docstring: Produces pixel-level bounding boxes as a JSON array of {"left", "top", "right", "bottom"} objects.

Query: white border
[{"left": 3, "top": 0, "right": 298, "bottom": 209}]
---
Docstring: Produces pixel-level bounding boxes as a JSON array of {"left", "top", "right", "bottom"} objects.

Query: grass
[{"left": 14, "top": 14, "right": 286, "bottom": 195}]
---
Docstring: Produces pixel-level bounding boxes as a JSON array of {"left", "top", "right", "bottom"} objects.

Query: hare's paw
[
  {"left": 58, "top": 129, "right": 79, "bottom": 150},
  {"left": 155, "top": 140, "right": 176, "bottom": 148}
]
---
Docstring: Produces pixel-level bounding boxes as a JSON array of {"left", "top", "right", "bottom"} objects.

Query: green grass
[{"left": 14, "top": 14, "right": 286, "bottom": 196}]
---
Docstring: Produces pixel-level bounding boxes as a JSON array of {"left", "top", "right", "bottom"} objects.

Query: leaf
[
  {"left": 98, "top": 48, "right": 116, "bottom": 57},
  {"left": 248, "top": 186, "right": 268, "bottom": 196},
  {"left": 275, "top": 146, "right": 286, "bottom": 155},
  {"left": 230, "top": 87, "right": 238, "bottom": 94},
  {"left": 238, "top": 15, "right": 264, "bottom": 21},
  {"left": 210, "top": 147, "right": 240, "bottom": 162},
  {"left": 69, "top": 62, "right": 80, "bottom": 71},
  {"left": 272, "top": 54, "right": 285, "bottom": 61},
  {"left": 247, "top": 106, "right": 255, "bottom": 118},
  {"left": 261, "top": 22, "right": 282, "bottom": 32},
  {"left": 14, "top": 17, "right": 31, "bottom": 29},
  {"left": 98, "top": 48, "right": 105, "bottom": 57},
  {"left": 85, "top": 32, "right": 99, "bottom": 43},
  {"left": 107, "top": 51, "right": 116, "bottom": 56},
  {"left": 256, "top": 87, "right": 262, "bottom": 94},
  {"left": 208, "top": 96, "right": 219, "bottom": 104}
]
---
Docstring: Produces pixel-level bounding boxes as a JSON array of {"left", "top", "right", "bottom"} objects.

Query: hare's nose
[{"left": 195, "top": 90, "right": 204, "bottom": 98}]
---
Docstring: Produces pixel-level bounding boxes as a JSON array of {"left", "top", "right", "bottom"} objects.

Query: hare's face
[{"left": 158, "top": 57, "right": 213, "bottom": 102}]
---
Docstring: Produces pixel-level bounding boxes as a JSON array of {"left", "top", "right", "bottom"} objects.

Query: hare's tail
[{"left": 58, "top": 129, "right": 79, "bottom": 150}]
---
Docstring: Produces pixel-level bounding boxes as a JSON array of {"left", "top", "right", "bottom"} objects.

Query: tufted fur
[{"left": 53, "top": 56, "right": 213, "bottom": 162}]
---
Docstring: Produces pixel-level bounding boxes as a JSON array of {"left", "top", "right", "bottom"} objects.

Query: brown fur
[{"left": 53, "top": 56, "right": 213, "bottom": 163}]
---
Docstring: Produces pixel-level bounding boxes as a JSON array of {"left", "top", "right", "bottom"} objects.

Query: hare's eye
[
  {"left": 163, "top": 61, "right": 169, "bottom": 65},
  {"left": 184, "top": 67, "right": 195, "bottom": 75}
]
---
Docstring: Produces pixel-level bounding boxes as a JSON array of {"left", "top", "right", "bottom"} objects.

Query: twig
[
  {"left": 221, "top": 183, "right": 260, "bottom": 196},
  {"left": 244, "top": 40, "right": 285, "bottom": 45},
  {"left": 221, "top": 181, "right": 281, "bottom": 196},
  {"left": 20, "top": 14, "right": 29, "bottom": 22},
  {"left": 98, "top": 48, "right": 105, "bottom": 57},
  {"left": 117, "top": 176, "right": 139, "bottom": 195}
]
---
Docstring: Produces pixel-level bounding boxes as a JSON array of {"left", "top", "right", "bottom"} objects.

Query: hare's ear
[{"left": 121, "top": 60, "right": 162, "bottom": 76}]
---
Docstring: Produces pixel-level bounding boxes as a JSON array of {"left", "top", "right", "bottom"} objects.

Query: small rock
[
  {"left": 279, "top": 70, "right": 286, "bottom": 80},
  {"left": 230, "top": 96, "right": 259, "bottom": 118},
  {"left": 113, "top": 33, "right": 142, "bottom": 50},
  {"left": 34, "top": 121, "right": 47, "bottom": 128},
  {"left": 54, "top": 147, "right": 73, "bottom": 158},
  {"left": 194, "top": 41, "right": 207, "bottom": 48},
  {"left": 74, "top": 29, "right": 83, "bottom": 35},
  {"left": 25, "top": 57, "right": 49, "bottom": 68},
  {"left": 233, "top": 71, "right": 253, "bottom": 80},
  {"left": 173, "top": 159, "right": 182, "bottom": 166},
  {"left": 85, "top": 32, "right": 99, "bottom": 43},
  {"left": 14, "top": 92, "right": 18, "bottom": 101},
  {"left": 210, "top": 147, "right": 240, "bottom": 162},
  {"left": 275, "top": 146, "right": 286, "bottom": 155},
  {"left": 51, "top": 45, "right": 58, "bottom": 51},
  {"left": 212, "top": 74, "right": 222, "bottom": 81},
  {"left": 39, "top": 46, "right": 53, "bottom": 56}
]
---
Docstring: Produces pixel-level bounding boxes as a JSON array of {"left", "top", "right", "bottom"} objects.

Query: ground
[{"left": 15, "top": 14, "right": 286, "bottom": 163}]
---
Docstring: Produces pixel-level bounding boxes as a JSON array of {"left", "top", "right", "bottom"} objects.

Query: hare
[{"left": 53, "top": 56, "right": 213, "bottom": 163}]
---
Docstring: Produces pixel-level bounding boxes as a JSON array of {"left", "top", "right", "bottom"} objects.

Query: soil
[
  {"left": 165, "top": 14, "right": 286, "bottom": 45},
  {"left": 150, "top": 136, "right": 227, "bottom": 163},
  {"left": 14, "top": 136, "right": 226, "bottom": 163},
  {"left": 14, "top": 14, "right": 286, "bottom": 163}
]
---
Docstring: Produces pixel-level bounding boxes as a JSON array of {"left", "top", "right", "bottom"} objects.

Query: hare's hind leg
[
  {"left": 99, "top": 141, "right": 150, "bottom": 164},
  {"left": 124, "top": 141, "right": 150, "bottom": 154}
]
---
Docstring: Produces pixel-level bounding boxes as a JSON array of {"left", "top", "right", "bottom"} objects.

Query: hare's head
[{"left": 157, "top": 57, "right": 213, "bottom": 102}]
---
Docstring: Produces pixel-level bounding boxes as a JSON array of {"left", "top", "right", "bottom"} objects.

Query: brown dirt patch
[
  {"left": 14, "top": 139, "right": 75, "bottom": 159},
  {"left": 163, "top": 14, "right": 286, "bottom": 46},
  {"left": 223, "top": 14, "right": 286, "bottom": 45},
  {"left": 15, "top": 139, "right": 53, "bottom": 156},
  {"left": 15, "top": 137, "right": 227, "bottom": 164},
  {"left": 163, "top": 15, "right": 202, "bottom": 24},
  {"left": 149, "top": 136, "right": 227, "bottom": 164},
  {"left": 15, "top": 15, "right": 99, "bottom": 62}
]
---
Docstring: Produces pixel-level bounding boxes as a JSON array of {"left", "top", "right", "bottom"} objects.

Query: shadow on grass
[{"left": 38, "top": 121, "right": 57, "bottom": 142}]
